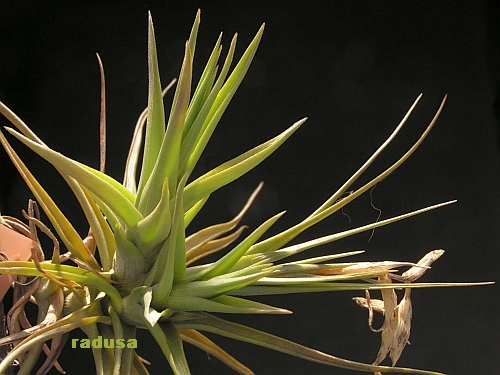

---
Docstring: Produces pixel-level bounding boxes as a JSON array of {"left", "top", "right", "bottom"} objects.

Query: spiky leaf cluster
[{"left": 0, "top": 11, "right": 488, "bottom": 375}]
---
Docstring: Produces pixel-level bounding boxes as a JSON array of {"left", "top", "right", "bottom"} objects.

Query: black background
[{"left": 1, "top": 1, "right": 499, "bottom": 374}]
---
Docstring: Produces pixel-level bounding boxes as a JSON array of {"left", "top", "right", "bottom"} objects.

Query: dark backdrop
[{"left": 1, "top": 1, "right": 499, "bottom": 374}]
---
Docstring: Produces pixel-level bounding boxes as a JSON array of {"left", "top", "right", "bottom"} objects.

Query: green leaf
[
  {"left": 165, "top": 294, "right": 290, "bottom": 314},
  {"left": 136, "top": 10, "right": 199, "bottom": 216},
  {"left": 92, "top": 194, "right": 119, "bottom": 230},
  {"left": 136, "top": 12, "right": 168, "bottom": 204},
  {"left": 121, "top": 286, "right": 150, "bottom": 327},
  {"left": 72, "top": 182, "right": 116, "bottom": 271},
  {"left": 172, "top": 174, "right": 189, "bottom": 280},
  {"left": 124, "top": 79, "right": 177, "bottom": 195},
  {"left": 136, "top": 40, "right": 193, "bottom": 216},
  {"left": 0, "top": 261, "right": 122, "bottom": 312},
  {"left": 0, "top": 316, "right": 111, "bottom": 375},
  {"left": 152, "top": 174, "right": 188, "bottom": 309},
  {"left": 178, "top": 33, "right": 237, "bottom": 177},
  {"left": 126, "top": 177, "right": 172, "bottom": 256},
  {"left": 202, "top": 211, "right": 285, "bottom": 280},
  {"left": 114, "top": 224, "right": 149, "bottom": 281},
  {"left": 187, "top": 9, "right": 200, "bottom": 57},
  {"left": 310, "top": 94, "right": 424, "bottom": 218},
  {"left": 106, "top": 303, "right": 127, "bottom": 375},
  {"left": 163, "top": 322, "right": 192, "bottom": 375},
  {"left": 185, "top": 182, "right": 261, "bottom": 264},
  {"left": 186, "top": 226, "right": 247, "bottom": 266},
  {"left": 211, "top": 295, "right": 289, "bottom": 314},
  {"left": 184, "top": 25, "right": 265, "bottom": 176},
  {"left": 117, "top": 325, "right": 140, "bottom": 375},
  {"left": 0, "top": 100, "right": 45, "bottom": 144},
  {"left": 170, "top": 265, "right": 273, "bottom": 299},
  {"left": 0, "top": 131, "right": 100, "bottom": 269},
  {"left": 183, "top": 195, "right": 209, "bottom": 227},
  {"left": 143, "top": 319, "right": 191, "bottom": 375},
  {"left": 286, "top": 251, "right": 365, "bottom": 264},
  {"left": 79, "top": 323, "right": 108, "bottom": 375},
  {"left": 230, "top": 281, "right": 493, "bottom": 297},
  {"left": 247, "top": 96, "right": 446, "bottom": 255},
  {"left": 182, "top": 33, "right": 221, "bottom": 142},
  {"left": 250, "top": 200, "right": 456, "bottom": 263},
  {"left": 175, "top": 313, "right": 444, "bottom": 374},
  {"left": 133, "top": 352, "right": 152, "bottom": 375},
  {"left": 179, "top": 329, "right": 253, "bottom": 375},
  {"left": 5, "top": 127, "right": 142, "bottom": 228},
  {"left": 0, "top": 292, "right": 110, "bottom": 373},
  {"left": 183, "top": 118, "right": 305, "bottom": 211}
]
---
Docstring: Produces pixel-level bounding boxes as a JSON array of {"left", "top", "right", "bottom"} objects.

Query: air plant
[{"left": 0, "top": 10, "right": 490, "bottom": 375}]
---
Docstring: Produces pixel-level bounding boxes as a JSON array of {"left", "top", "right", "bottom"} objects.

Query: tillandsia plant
[{"left": 0, "top": 10, "right": 491, "bottom": 375}]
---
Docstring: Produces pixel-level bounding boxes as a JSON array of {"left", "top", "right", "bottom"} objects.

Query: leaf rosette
[{"left": 0, "top": 10, "right": 491, "bottom": 375}]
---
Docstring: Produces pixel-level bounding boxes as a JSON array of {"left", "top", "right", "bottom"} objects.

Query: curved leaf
[
  {"left": 0, "top": 131, "right": 100, "bottom": 269},
  {"left": 248, "top": 96, "right": 446, "bottom": 255},
  {"left": 175, "top": 313, "right": 443, "bottom": 374},
  {"left": 4, "top": 127, "right": 142, "bottom": 228},
  {"left": 183, "top": 118, "right": 305, "bottom": 211},
  {"left": 0, "top": 316, "right": 111, "bottom": 375},
  {"left": 179, "top": 329, "right": 253, "bottom": 375},
  {"left": 0, "top": 261, "right": 122, "bottom": 312}
]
